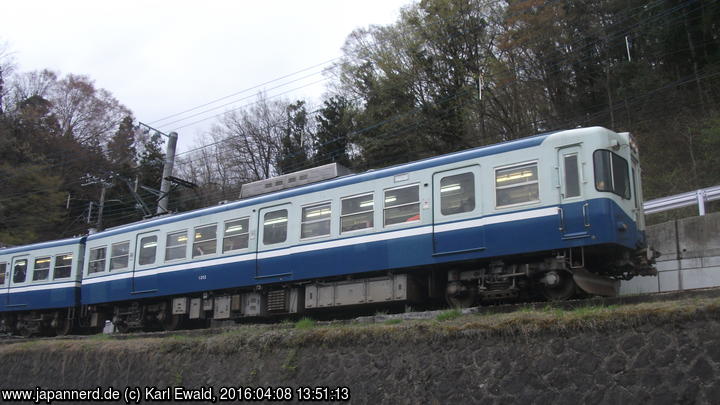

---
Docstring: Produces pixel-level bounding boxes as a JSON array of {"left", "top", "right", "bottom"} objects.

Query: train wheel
[
  {"left": 161, "top": 314, "right": 184, "bottom": 331},
  {"left": 540, "top": 271, "right": 576, "bottom": 301},
  {"left": 54, "top": 318, "right": 74, "bottom": 336},
  {"left": 445, "top": 281, "right": 477, "bottom": 308}
]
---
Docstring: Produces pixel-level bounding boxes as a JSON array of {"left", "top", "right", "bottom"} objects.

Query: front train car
[
  {"left": 0, "top": 237, "right": 85, "bottom": 336},
  {"left": 443, "top": 126, "right": 656, "bottom": 305}
]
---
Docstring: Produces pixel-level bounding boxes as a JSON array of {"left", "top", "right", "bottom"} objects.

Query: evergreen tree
[{"left": 277, "top": 100, "right": 310, "bottom": 174}]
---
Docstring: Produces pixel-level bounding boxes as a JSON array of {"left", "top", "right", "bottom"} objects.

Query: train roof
[
  {"left": 0, "top": 236, "right": 85, "bottom": 255},
  {"left": 86, "top": 128, "right": 573, "bottom": 241}
]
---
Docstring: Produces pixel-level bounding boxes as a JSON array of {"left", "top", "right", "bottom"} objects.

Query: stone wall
[
  {"left": 2, "top": 302, "right": 720, "bottom": 404},
  {"left": 621, "top": 212, "right": 720, "bottom": 294}
]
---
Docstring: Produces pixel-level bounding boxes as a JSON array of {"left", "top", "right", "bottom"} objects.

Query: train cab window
[
  {"left": 495, "top": 162, "right": 539, "bottom": 207},
  {"left": 593, "top": 150, "right": 630, "bottom": 199},
  {"left": 384, "top": 184, "right": 420, "bottom": 226},
  {"left": 223, "top": 218, "right": 249, "bottom": 252},
  {"left": 165, "top": 231, "right": 188, "bottom": 261},
  {"left": 301, "top": 203, "right": 331, "bottom": 239},
  {"left": 193, "top": 225, "right": 218, "bottom": 257},
  {"left": 563, "top": 154, "right": 581, "bottom": 198},
  {"left": 440, "top": 173, "right": 475, "bottom": 215},
  {"left": 138, "top": 237, "right": 157, "bottom": 266},
  {"left": 13, "top": 259, "right": 27, "bottom": 283},
  {"left": 110, "top": 241, "right": 130, "bottom": 270},
  {"left": 32, "top": 257, "right": 51, "bottom": 281},
  {"left": 0, "top": 262, "right": 7, "bottom": 285},
  {"left": 341, "top": 193, "right": 374, "bottom": 233},
  {"left": 53, "top": 254, "right": 73, "bottom": 279},
  {"left": 88, "top": 247, "right": 107, "bottom": 273},
  {"left": 263, "top": 210, "right": 288, "bottom": 245}
]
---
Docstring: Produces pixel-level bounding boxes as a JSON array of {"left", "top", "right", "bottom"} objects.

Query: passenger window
[
  {"left": 110, "top": 241, "right": 130, "bottom": 270},
  {"left": 138, "top": 237, "right": 157, "bottom": 266},
  {"left": 0, "top": 262, "right": 7, "bottom": 285},
  {"left": 440, "top": 173, "right": 475, "bottom": 215},
  {"left": 384, "top": 185, "right": 420, "bottom": 226},
  {"left": 88, "top": 247, "right": 107, "bottom": 274},
  {"left": 263, "top": 210, "right": 288, "bottom": 245},
  {"left": 301, "top": 203, "right": 331, "bottom": 239},
  {"left": 495, "top": 163, "right": 539, "bottom": 207},
  {"left": 563, "top": 154, "right": 580, "bottom": 198},
  {"left": 341, "top": 193, "right": 374, "bottom": 233},
  {"left": 223, "top": 218, "right": 249, "bottom": 252},
  {"left": 165, "top": 231, "right": 187, "bottom": 261},
  {"left": 193, "top": 225, "right": 217, "bottom": 257},
  {"left": 13, "top": 259, "right": 27, "bottom": 283},
  {"left": 593, "top": 150, "right": 630, "bottom": 199},
  {"left": 33, "top": 257, "right": 51, "bottom": 281},
  {"left": 53, "top": 254, "right": 73, "bottom": 279}
]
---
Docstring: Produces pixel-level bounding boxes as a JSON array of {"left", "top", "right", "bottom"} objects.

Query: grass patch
[
  {"left": 436, "top": 309, "right": 462, "bottom": 322},
  {"left": 383, "top": 318, "right": 403, "bottom": 325},
  {"left": 295, "top": 317, "right": 316, "bottom": 329}
]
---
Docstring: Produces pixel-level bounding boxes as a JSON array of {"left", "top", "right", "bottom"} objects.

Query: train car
[
  {"left": 0, "top": 237, "right": 85, "bottom": 336},
  {"left": 72, "top": 126, "right": 655, "bottom": 332}
]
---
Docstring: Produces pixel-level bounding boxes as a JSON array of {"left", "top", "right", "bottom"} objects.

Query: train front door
[
  {"left": 557, "top": 145, "right": 590, "bottom": 239},
  {"left": 432, "top": 165, "right": 485, "bottom": 255}
]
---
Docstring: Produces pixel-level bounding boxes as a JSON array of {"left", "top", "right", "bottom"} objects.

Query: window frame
[
  {"left": 165, "top": 230, "right": 188, "bottom": 262},
  {"left": 138, "top": 236, "right": 158, "bottom": 266},
  {"left": 88, "top": 246, "right": 107, "bottom": 274},
  {"left": 300, "top": 201, "right": 332, "bottom": 240},
  {"left": 262, "top": 209, "right": 289, "bottom": 245},
  {"left": 494, "top": 161, "right": 540, "bottom": 209},
  {"left": 593, "top": 149, "right": 631, "bottom": 200},
  {"left": 12, "top": 258, "right": 28, "bottom": 284},
  {"left": 53, "top": 253, "right": 73, "bottom": 280},
  {"left": 0, "top": 262, "right": 7, "bottom": 286},
  {"left": 109, "top": 241, "right": 131, "bottom": 271},
  {"left": 439, "top": 172, "right": 476, "bottom": 216},
  {"left": 383, "top": 183, "right": 421, "bottom": 227},
  {"left": 193, "top": 224, "right": 218, "bottom": 258},
  {"left": 222, "top": 217, "right": 250, "bottom": 253},
  {"left": 32, "top": 256, "right": 51, "bottom": 282},
  {"left": 562, "top": 153, "right": 581, "bottom": 199},
  {"left": 340, "top": 192, "right": 375, "bottom": 234}
]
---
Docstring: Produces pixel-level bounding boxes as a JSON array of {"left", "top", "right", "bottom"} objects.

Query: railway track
[{"left": 3, "top": 286, "right": 719, "bottom": 344}]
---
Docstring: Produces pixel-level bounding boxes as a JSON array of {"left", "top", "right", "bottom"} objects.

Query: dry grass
[{"left": 2, "top": 296, "right": 718, "bottom": 355}]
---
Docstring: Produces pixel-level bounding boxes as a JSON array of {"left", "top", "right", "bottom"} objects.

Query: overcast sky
[{"left": 1, "top": 0, "right": 411, "bottom": 152}]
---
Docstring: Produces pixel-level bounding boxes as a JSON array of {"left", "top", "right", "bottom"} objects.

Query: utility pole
[{"left": 138, "top": 123, "right": 179, "bottom": 215}]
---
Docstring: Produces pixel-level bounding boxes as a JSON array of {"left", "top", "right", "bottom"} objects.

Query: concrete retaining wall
[{"left": 621, "top": 212, "right": 720, "bottom": 295}]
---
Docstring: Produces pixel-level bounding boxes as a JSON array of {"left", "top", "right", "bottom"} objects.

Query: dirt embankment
[{"left": 2, "top": 298, "right": 720, "bottom": 404}]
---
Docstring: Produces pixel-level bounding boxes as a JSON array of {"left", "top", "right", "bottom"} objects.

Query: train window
[
  {"left": 88, "top": 247, "right": 107, "bottom": 273},
  {"left": 223, "top": 218, "right": 249, "bottom": 252},
  {"left": 341, "top": 193, "right": 374, "bottom": 233},
  {"left": 193, "top": 224, "right": 218, "bottom": 257},
  {"left": 110, "top": 241, "right": 130, "bottom": 270},
  {"left": 263, "top": 209, "right": 288, "bottom": 245},
  {"left": 138, "top": 237, "right": 157, "bottom": 266},
  {"left": 440, "top": 173, "right": 475, "bottom": 215},
  {"left": 301, "top": 203, "right": 331, "bottom": 239},
  {"left": 32, "top": 257, "right": 51, "bottom": 281},
  {"left": 165, "top": 231, "right": 187, "bottom": 261},
  {"left": 563, "top": 154, "right": 580, "bottom": 198},
  {"left": 384, "top": 184, "right": 420, "bottom": 226},
  {"left": 0, "top": 262, "right": 7, "bottom": 285},
  {"left": 593, "top": 150, "right": 630, "bottom": 199},
  {"left": 13, "top": 259, "right": 27, "bottom": 283},
  {"left": 495, "top": 163, "right": 539, "bottom": 207},
  {"left": 53, "top": 254, "right": 72, "bottom": 279}
]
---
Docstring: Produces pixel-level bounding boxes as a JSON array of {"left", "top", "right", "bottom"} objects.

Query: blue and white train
[{"left": 0, "top": 127, "right": 656, "bottom": 335}]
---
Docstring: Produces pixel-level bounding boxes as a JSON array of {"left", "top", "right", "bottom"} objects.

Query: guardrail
[{"left": 643, "top": 185, "right": 720, "bottom": 216}]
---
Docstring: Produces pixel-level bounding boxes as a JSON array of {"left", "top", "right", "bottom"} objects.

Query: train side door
[
  {"left": 1, "top": 261, "right": 8, "bottom": 307},
  {"left": 432, "top": 165, "right": 485, "bottom": 255},
  {"left": 256, "top": 204, "right": 294, "bottom": 279},
  {"left": 557, "top": 146, "right": 590, "bottom": 239},
  {"left": 132, "top": 231, "right": 161, "bottom": 295}
]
